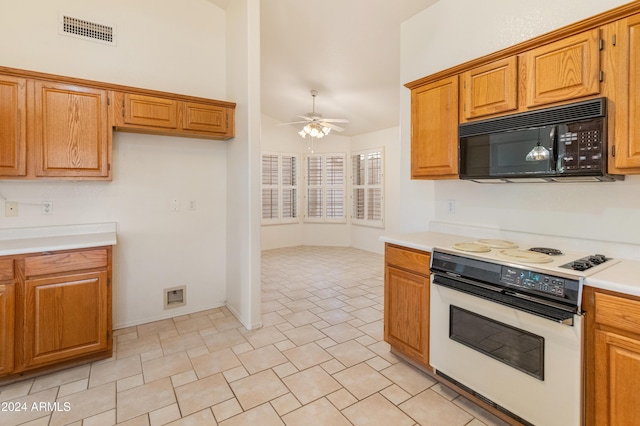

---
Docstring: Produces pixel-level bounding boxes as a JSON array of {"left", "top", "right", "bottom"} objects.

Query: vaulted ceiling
[{"left": 208, "top": 0, "right": 440, "bottom": 136}]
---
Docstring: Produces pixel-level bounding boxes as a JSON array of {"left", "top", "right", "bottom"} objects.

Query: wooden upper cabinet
[
  {"left": 461, "top": 56, "right": 518, "bottom": 121},
  {"left": 604, "top": 13, "right": 640, "bottom": 172},
  {"left": 122, "top": 93, "right": 178, "bottom": 129},
  {"left": 34, "top": 81, "right": 111, "bottom": 179},
  {"left": 183, "top": 102, "right": 228, "bottom": 135},
  {"left": 411, "top": 76, "right": 459, "bottom": 179},
  {"left": 0, "top": 75, "right": 27, "bottom": 177},
  {"left": 521, "top": 28, "right": 601, "bottom": 108},
  {"left": 112, "top": 91, "right": 234, "bottom": 139}
]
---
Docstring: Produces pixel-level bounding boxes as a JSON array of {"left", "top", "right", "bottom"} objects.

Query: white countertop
[
  {"left": 381, "top": 230, "right": 640, "bottom": 298},
  {"left": 0, "top": 223, "right": 117, "bottom": 256}
]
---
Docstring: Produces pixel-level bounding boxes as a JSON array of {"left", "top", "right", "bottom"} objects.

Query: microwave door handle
[{"left": 550, "top": 125, "right": 558, "bottom": 171}]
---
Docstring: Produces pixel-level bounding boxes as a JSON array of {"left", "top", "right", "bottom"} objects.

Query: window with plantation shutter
[
  {"left": 304, "top": 153, "right": 346, "bottom": 223},
  {"left": 261, "top": 153, "right": 299, "bottom": 224},
  {"left": 351, "top": 148, "right": 384, "bottom": 227}
]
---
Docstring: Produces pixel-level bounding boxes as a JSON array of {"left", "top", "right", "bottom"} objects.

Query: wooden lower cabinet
[
  {"left": 23, "top": 271, "right": 109, "bottom": 368},
  {"left": 0, "top": 283, "right": 15, "bottom": 376},
  {"left": 384, "top": 244, "right": 431, "bottom": 368},
  {"left": 0, "top": 246, "right": 112, "bottom": 380},
  {"left": 584, "top": 286, "right": 640, "bottom": 425}
]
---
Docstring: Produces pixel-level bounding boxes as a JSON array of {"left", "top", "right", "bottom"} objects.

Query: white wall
[
  {"left": 401, "top": 0, "right": 640, "bottom": 251},
  {"left": 0, "top": 0, "right": 231, "bottom": 328},
  {"left": 225, "top": 0, "right": 262, "bottom": 329}
]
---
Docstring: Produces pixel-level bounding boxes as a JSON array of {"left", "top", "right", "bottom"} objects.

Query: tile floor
[{"left": 0, "top": 246, "right": 510, "bottom": 426}]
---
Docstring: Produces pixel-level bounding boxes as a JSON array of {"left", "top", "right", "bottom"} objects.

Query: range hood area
[{"left": 458, "top": 98, "right": 624, "bottom": 184}]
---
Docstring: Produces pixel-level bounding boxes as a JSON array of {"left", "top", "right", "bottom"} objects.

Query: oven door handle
[{"left": 432, "top": 274, "right": 575, "bottom": 325}]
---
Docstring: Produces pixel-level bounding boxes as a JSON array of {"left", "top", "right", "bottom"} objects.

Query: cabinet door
[
  {"left": 0, "top": 75, "right": 27, "bottom": 176},
  {"left": 411, "top": 76, "right": 459, "bottom": 179},
  {"left": 522, "top": 28, "right": 601, "bottom": 108},
  {"left": 461, "top": 56, "right": 518, "bottom": 121},
  {"left": 606, "top": 14, "right": 640, "bottom": 171},
  {"left": 0, "top": 283, "right": 15, "bottom": 376},
  {"left": 23, "top": 271, "right": 108, "bottom": 368},
  {"left": 34, "top": 81, "right": 111, "bottom": 178},
  {"left": 384, "top": 266, "right": 429, "bottom": 367},
  {"left": 594, "top": 329, "right": 640, "bottom": 426},
  {"left": 182, "top": 102, "right": 228, "bottom": 134},
  {"left": 123, "top": 93, "right": 178, "bottom": 129}
]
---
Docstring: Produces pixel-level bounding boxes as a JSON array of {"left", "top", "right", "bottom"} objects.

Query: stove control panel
[{"left": 501, "top": 267, "right": 566, "bottom": 297}]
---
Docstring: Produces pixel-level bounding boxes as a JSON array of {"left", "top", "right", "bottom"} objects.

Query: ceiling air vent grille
[{"left": 59, "top": 14, "right": 116, "bottom": 46}]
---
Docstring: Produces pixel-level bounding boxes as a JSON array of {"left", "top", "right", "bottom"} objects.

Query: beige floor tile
[
  {"left": 281, "top": 310, "right": 321, "bottom": 327},
  {"left": 0, "top": 388, "right": 57, "bottom": 426},
  {"left": 270, "top": 393, "right": 301, "bottom": 416},
  {"left": 358, "top": 320, "right": 384, "bottom": 340},
  {"left": 320, "top": 323, "right": 364, "bottom": 343},
  {"left": 165, "top": 408, "right": 216, "bottom": 426},
  {"left": 142, "top": 351, "right": 192, "bottom": 383},
  {"left": 117, "top": 374, "right": 144, "bottom": 392},
  {"left": 212, "top": 398, "right": 243, "bottom": 422},
  {"left": 282, "top": 342, "right": 333, "bottom": 371},
  {"left": 191, "top": 347, "right": 242, "bottom": 378},
  {"left": 58, "top": 378, "right": 89, "bottom": 397},
  {"left": 90, "top": 355, "right": 142, "bottom": 388},
  {"left": 175, "top": 373, "right": 233, "bottom": 417},
  {"left": 326, "top": 340, "right": 376, "bottom": 367},
  {"left": 230, "top": 342, "right": 254, "bottom": 355},
  {"left": 326, "top": 388, "right": 357, "bottom": 410},
  {"left": 171, "top": 370, "right": 198, "bottom": 388},
  {"left": 137, "top": 319, "right": 176, "bottom": 338},
  {"left": 343, "top": 393, "right": 415, "bottom": 426},
  {"left": 50, "top": 382, "right": 116, "bottom": 426},
  {"left": 380, "top": 361, "right": 437, "bottom": 395},
  {"left": 366, "top": 355, "right": 392, "bottom": 371},
  {"left": 212, "top": 316, "right": 242, "bottom": 331},
  {"left": 320, "top": 359, "right": 346, "bottom": 374},
  {"left": 201, "top": 328, "right": 247, "bottom": 352},
  {"left": 282, "top": 324, "right": 327, "bottom": 346},
  {"left": 117, "top": 378, "right": 176, "bottom": 423},
  {"left": 316, "top": 309, "right": 355, "bottom": 325},
  {"left": 281, "top": 398, "right": 351, "bottom": 426},
  {"left": 380, "top": 384, "right": 412, "bottom": 405},
  {"left": 116, "top": 414, "right": 150, "bottom": 426},
  {"left": 31, "top": 365, "right": 91, "bottom": 393},
  {"left": 272, "top": 362, "right": 298, "bottom": 379},
  {"left": 282, "top": 366, "right": 341, "bottom": 405},
  {"left": 20, "top": 417, "right": 52, "bottom": 426},
  {"left": 160, "top": 332, "right": 205, "bottom": 355},
  {"left": 237, "top": 345, "right": 288, "bottom": 374},
  {"left": 222, "top": 366, "right": 249, "bottom": 383},
  {"left": 333, "top": 363, "right": 393, "bottom": 400},
  {"left": 0, "top": 379, "right": 33, "bottom": 401},
  {"left": 260, "top": 311, "right": 287, "bottom": 327},
  {"left": 243, "top": 326, "right": 288, "bottom": 348},
  {"left": 431, "top": 382, "right": 460, "bottom": 401},
  {"left": 117, "top": 335, "right": 162, "bottom": 360},
  {"left": 149, "top": 403, "right": 181, "bottom": 426},
  {"left": 219, "top": 403, "right": 284, "bottom": 426},
  {"left": 80, "top": 408, "right": 116, "bottom": 426},
  {"left": 399, "top": 389, "right": 474, "bottom": 426},
  {"left": 229, "top": 370, "right": 288, "bottom": 411},
  {"left": 175, "top": 316, "right": 214, "bottom": 335}
]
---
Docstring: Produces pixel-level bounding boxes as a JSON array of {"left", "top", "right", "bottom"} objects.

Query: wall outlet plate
[
  {"left": 41, "top": 201, "right": 53, "bottom": 215},
  {"left": 5, "top": 202, "right": 18, "bottom": 217}
]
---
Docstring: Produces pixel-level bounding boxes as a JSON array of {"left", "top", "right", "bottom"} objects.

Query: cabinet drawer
[
  {"left": 0, "top": 259, "right": 14, "bottom": 281},
  {"left": 183, "top": 102, "right": 227, "bottom": 134},
  {"left": 123, "top": 94, "right": 178, "bottom": 128},
  {"left": 385, "top": 244, "right": 431, "bottom": 276},
  {"left": 25, "top": 249, "right": 108, "bottom": 277},
  {"left": 595, "top": 292, "right": 640, "bottom": 334}
]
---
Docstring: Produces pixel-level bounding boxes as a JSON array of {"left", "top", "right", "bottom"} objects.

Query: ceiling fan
[{"left": 283, "top": 90, "right": 349, "bottom": 139}]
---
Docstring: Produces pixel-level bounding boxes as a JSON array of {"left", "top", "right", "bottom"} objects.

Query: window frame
[
  {"left": 350, "top": 147, "right": 384, "bottom": 228},
  {"left": 303, "top": 152, "right": 347, "bottom": 224},
  {"left": 261, "top": 152, "right": 300, "bottom": 225}
]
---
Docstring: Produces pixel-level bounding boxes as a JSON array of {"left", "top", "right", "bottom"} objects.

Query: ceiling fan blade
[
  {"left": 279, "top": 121, "right": 309, "bottom": 125},
  {"left": 321, "top": 122, "right": 345, "bottom": 132},
  {"left": 320, "top": 118, "right": 349, "bottom": 123},
  {"left": 296, "top": 115, "right": 314, "bottom": 121}
]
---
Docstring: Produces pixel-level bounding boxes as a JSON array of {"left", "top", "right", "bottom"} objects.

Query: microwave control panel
[{"left": 560, "top": 118, "right": 604, "bottom": 172}]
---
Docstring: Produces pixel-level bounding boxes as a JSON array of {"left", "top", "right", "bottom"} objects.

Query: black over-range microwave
[{"left": 458, "top": 97, "right": 623, "bottom": 183}]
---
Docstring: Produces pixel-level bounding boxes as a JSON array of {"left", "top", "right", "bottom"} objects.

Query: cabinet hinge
[
  {"left": 107, "top": 330, "right": 110, "bottom": 340},
  {"left": 463, "top": 81, "right": 466, "bottom": 89},
  {"left": 107, "top": 97, "right": 110, "bottom": 106},
  {"left": 612, "top": 34, "right": 617, "bottom": 46},
  {"left": 599, "top": 71, "right": 604, "bottom": 82},
  {"left": 122, "top": 100, "right": 125, "bottom": 117},
  {"left": 107, "top": 163, "right": 111, "bottom": 172},
  {"left": 612, "top": 145, "right": 616, "bottom": 157},
  {"left": 599, "top": 38, "right": 605, "bottom": 50},
  {"left": 107, "top": 277, "right": 111, "bottom": 286}
]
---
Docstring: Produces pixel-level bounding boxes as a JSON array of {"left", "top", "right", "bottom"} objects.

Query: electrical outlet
[
  {"left": 188, "top": 200, "right": 197, "bottom": 211},
  {"left": 170, "top": 199, "right": 179, "bottom": 212},
  {"left": 447, "top": 199, "right": 456, "bottom": 214},
  {"left": 5, "top": 202, "right": 18, "bottom": 217},
  {"left": 41, "top": 201, "right": 53, "bottom": 215}
]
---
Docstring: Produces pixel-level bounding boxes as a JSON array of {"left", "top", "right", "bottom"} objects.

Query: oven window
[{"left": 450, "top": 306, "right": 544, "bottom": 380}]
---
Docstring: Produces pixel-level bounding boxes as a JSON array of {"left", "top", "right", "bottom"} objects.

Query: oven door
[{"left": 430, "top": 279, "right": 582, "bottom": 426}]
